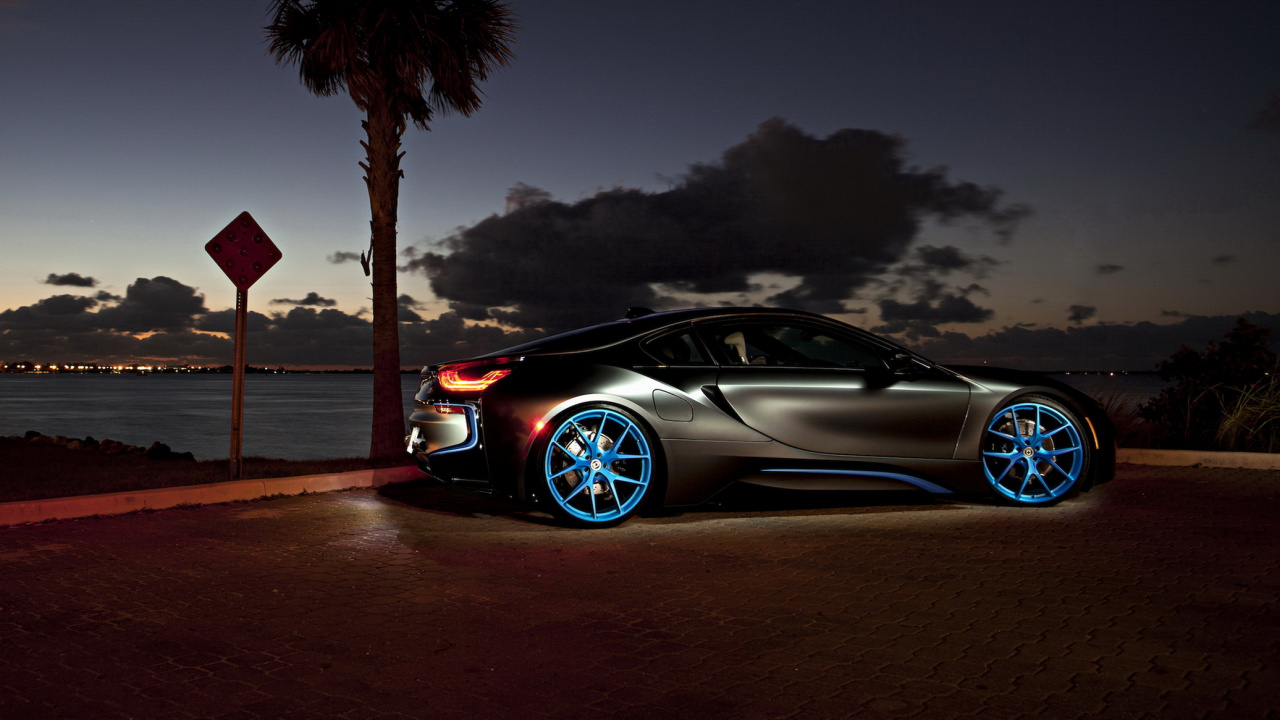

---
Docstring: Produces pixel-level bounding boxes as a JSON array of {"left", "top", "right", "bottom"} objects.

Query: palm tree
[{"left": 266, "top": 0, "right": 515, "bottom": 459}]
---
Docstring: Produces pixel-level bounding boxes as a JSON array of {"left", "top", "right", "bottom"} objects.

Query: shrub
[
  {"left": 1091, "top": 386, "right": 1152, "bottom": 448},
  {"left": 1137, "top": 319, "right": 1277, "bottom": 451}
]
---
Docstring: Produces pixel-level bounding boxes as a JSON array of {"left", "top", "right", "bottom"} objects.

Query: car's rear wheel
[
  {"left": 982, "top": 395, "right": 1090, "bottom": 505},
  {"left": 536, "top": 405, "right": 655, "bottom": 527}
]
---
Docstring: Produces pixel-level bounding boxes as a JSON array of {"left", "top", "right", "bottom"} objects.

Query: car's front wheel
[
  {"left": 981, "top": 395, "right": 1090, "bottom": 505},
  {"left": 536, "top": 405, "right": 656, "bottom": 527}
]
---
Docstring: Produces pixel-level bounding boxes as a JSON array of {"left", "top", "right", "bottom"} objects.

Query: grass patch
[
  {"left": 0, "top": 438, "right": 415, "bottom": 504},
  {"left": 1217, "top": 371, "right": 1280, "bottom": 452}
]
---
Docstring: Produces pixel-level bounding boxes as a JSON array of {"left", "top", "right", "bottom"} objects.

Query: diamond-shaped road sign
[{"left": 206, "top": 212, "right": 282, "bottom": 291}]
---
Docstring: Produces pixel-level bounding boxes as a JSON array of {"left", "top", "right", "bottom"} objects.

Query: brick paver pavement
[{"left": 1, "top": 464, "right": 1277, "bottom": 719}]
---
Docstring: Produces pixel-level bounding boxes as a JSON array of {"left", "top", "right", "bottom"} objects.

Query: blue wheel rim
[
  {"left": 543, "top": 409, "right": 652, "bottom": 523},
  {"left": 982, "top": 402, "right": 1085, "bottom": 504}
]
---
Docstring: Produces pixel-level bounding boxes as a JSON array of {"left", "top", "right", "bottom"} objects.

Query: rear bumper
[{"left": 406, "top": 402, "right": 491, "bottom": 485}]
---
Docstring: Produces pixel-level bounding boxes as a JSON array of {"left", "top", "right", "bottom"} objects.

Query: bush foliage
[{"left": 1137, "top": 319, "right": 1278, "bottom": 452}]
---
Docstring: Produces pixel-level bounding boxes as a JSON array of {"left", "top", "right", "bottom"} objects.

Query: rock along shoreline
[{"left": 10, "top": 431, "right": 196, "bottom": 463}]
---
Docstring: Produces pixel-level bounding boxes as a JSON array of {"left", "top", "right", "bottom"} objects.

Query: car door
[{"left": 696, "top": 318, "right": 971, "bottom": 459}]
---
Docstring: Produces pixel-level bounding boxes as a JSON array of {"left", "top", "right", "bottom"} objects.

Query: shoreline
[{"left": 0, "top": 436, "right": 415, "bottom": 505}]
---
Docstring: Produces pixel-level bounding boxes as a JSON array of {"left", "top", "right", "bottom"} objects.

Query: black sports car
[{"left": 406, "top": 307, "right": 1115, "bottom": 527}]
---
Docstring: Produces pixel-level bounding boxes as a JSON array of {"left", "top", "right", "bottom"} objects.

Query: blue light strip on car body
[
  {"left": 429, "top": 404, "right": 479, "bottom": 456},
  {"left": 760, "top": 468, "right": 953, "bottom": 494}
]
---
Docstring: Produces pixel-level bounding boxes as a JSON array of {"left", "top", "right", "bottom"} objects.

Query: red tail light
[{"left": 437, "top": 359, "right": 514, "bottom": 393}]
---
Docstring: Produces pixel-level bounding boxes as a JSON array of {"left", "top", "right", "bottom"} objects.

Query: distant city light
[{"left": 1, "top": 363, "right": 300, "bottom": 374}]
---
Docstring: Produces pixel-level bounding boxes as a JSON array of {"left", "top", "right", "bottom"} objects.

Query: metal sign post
[
  {"left": 229, "top": 289, "right": 248, "bottom": 479},
  {"left": 205, "top": 212, "right": 282, "bottom": 481}
]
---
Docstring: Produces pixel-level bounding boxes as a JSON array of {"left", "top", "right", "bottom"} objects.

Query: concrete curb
[
  {"left": 1116, "top": 448, "right": 1280, "bottom": 470},
  {"left": 0, "top": 465, "right": 424, "bottom": 527}
]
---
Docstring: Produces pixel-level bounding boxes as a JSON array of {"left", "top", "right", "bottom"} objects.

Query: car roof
[{"left": 473, "top": 306, "right": 843, "bottom": 360}]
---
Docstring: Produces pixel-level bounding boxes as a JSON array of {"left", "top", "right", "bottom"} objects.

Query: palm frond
[{"left": 269, "top": 0, "right": 515, "bottom": 128}]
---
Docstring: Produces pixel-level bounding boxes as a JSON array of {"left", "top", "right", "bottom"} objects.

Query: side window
[
  {"left": 704, "top": 322, "right": 884, "bottom": 369},
  {"left": 642, "top": 329, "right": 710, "bottom": 365}
]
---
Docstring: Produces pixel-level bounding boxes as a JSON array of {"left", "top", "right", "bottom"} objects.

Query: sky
[{"left": 1, "top": 0, "right": 1278, "bottom": 370}]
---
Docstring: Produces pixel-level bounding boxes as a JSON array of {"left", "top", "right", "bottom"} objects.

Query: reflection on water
[{"left": 0, "top": 374, "right": 422, "bottom": 461}]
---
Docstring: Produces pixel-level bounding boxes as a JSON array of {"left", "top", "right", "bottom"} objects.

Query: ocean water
[
  {"left": 0, "top": 374, "right": 423, "bottom": 461},
  {"left": 0, "top": 371, "right": 1168, "bottom": 461},
  {"left": 1050, "top": 372, "right": 1169, "bottom": 409}
]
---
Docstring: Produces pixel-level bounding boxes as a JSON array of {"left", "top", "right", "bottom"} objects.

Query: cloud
[
  {"left": 0, "top": 277, "right": 538, "bottom": 367},
  {"left": 1096, "top": 264, "right": 1124, "bottom": 275},
  {"left": 0, "top": 294, "right": 99, "bottom": 331},
  {"left": 270, "top": 292, "right": 337, "bottom": 307},
  {"left": 910, "top": 312, "right": 1280, "bottom": 371},
  {"left": 885, "top": 246, "right": 998, "bottom": 284},
  {"left": 400, "top": 311, "right": 543, "bottom": 366},
  {"left": 504, "top": 182, "right": 553, "bottom": 213},
  {"left": 241, "top": 308, "right": 540, "bottom": 368},
  {"left": 0, "top": 327, "right": 230, "bottom": 366},
  {"left": 128, "top": 331, "right": 233, "bottom": 365},
  {"left": 1, "top": 275, "right": 204, "bottom": 338},
  {"left": 35, "top": 295, "right": 97, "bottom": 315},
  {"left": 272, "top": 306, "right": 371, "bottom": 331},
  {"left": 397, "top": 294, "right": 426, "bottom": 322},
  {"left": 93, "top": 276, "right": 207, "bottom": 332},
  {"left": 875, "top": 295, "right": 994, "bottom": 338},
  {"left": 327, "top": 251, "right": 361, "bottom": 264},
  {"left": 1248, "top": 90, "right": 1280, "bottom": 135},
  {"left": 194, "top": 309, "right": 274, "bottom": 334},
  {"left": 0, "top": 282, "right": 221, "bottom": 366},
  {"left": 873, "top": 279, "right": 994, "bottom": 339},
  {"left": 869, "top": 245, "right": 999, "bottom": 334},
  {"left": 1212, "top": 254, "right": 1235, "bottom": 266},
  {"left": 43, "top": 272, "right": 99, "bottom": 287},
  {"left": 913, "top": 245, "right": 998, "bottom": 275},
  {"left": 1068, "top": 305, "right": 1096, "bottom": 324},
  {"left": 410, "top": 118, "right": 1029, "bottom": 332}
]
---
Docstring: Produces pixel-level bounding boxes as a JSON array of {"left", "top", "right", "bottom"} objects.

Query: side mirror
[{"left": 887, "top": 352, "right": 916, "bottom": 374}]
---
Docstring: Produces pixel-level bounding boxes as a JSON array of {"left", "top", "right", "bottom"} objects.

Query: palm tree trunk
[{"left": 363, "top": 102, "right": 406, "bottom": 460}]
